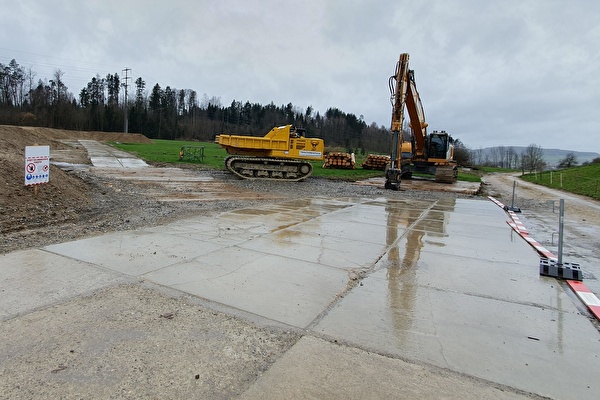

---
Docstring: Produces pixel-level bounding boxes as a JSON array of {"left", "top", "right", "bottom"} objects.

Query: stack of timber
[
  {"left": 362, "top": 154, "right": 390, "bottom": 170},
  {"left": 323, "top": 152, "right": 356, "bottom": 169}
]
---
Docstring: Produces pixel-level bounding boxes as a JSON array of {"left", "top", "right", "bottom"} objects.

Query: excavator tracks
[{"left": 225, "top": 156, "right": 314, "bottom": 181}]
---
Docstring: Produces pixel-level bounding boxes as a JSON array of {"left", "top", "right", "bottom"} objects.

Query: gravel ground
[
  {"left": 1, "top": 166, "right": 482, "bottom": 255},
  {"left": 0, "top": 125, "right": 484, "bottom": 254}
]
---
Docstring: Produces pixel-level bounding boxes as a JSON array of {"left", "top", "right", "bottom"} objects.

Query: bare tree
[
  {"left": 558, "top": 152, "right": 578, "bottom": 169},
  {"left": 522, "top": 143, "right": 545, "bottom": 173},
  {"left": 489, "top": 146, "right": 501, "bottom": 166},
  {"left": 471, "top": 148, "right": 484, "bottom": 166},
  {"left": 506, "top": 147, "right": 517, "bottom": 169},
  {"left": 497, "top": 145, "right": 506, "bottom": 168},
  {"left": 25, "top": 67, "right": 37, "bottom": 102},
  {"left": 49, "top": 69, "right": 70, "bottom": 107},
  {"left": 452, "top": 138, "right": 471, "bottom": 166},
  {"left": 0, "top": 59, "right": 26, "bottom": 107}
]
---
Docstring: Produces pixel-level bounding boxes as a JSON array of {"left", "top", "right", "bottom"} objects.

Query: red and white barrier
[
  {"left": 506, "top": 210, "right": 529, "bottom": 235},
  {"left": 488, "top": 196, "right": 600, "bottom": 322},
  {"left": 488, "top": 196, "right": 557, "bottom": 260},
  {"left": 567, "top": 280, "right": 600, "bottom": 321}
]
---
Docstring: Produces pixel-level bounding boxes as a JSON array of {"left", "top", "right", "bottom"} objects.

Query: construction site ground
[{"left": 1, "top": 125, "right": 600, "bottom": 399}]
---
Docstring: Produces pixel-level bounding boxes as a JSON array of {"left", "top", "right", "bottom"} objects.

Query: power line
[
  {"left": 122, "top": 68, "right": 131, "bottom": 133},
  {"left": 0, "top": 47, "right": 128, "bottom": 93},
  {"left": 0, "top": 47, "right": 123, "bottom": 69}
]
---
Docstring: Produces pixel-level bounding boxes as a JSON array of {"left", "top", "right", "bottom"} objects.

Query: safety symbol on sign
[{"left": 25, "top": 145, "right": 50, "bottom": 186}]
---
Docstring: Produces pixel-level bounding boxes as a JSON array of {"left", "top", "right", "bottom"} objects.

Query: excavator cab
[{"left": 427, "top": 131, "right": 453, "bottom": 160}]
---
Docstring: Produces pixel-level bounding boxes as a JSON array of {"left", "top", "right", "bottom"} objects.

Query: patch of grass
[
  {"left": 112, "top": 140, "right": 227, "bottom": 170},
  {"left": 458, "top": 170, "right": 481, "bottom": 182},
  {"left": 521, "top": 163, "right": 600, "bottom": 200},
  {"left": 476, "top": 166, "right": 518, "bottom": 173},
  {"left": 312, "top": 163, "right": 384, "bottom": 180},
  {"left": 112, "top": 140, "right": 382, "bottom": 179},
  {"left": 111, "top": 140, "right": 479, "bottom": 183}
]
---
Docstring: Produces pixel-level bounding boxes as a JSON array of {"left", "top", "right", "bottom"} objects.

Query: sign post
[
  {"left": 24, "top": 146, "right": 50, "bottom": 194},
  {"left": 539, "top": 199, "right": 582, "bottom": 280}
]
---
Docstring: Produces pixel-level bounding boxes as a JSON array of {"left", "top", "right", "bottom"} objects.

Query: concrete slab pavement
[
  {"left": 0, "top": 249, "right": 130, "bottom": 319},
  {"left": 2, "top": 195, "right": 600, "bottom": 399},
  {"left": 78, "top": 139, "right": 149, "bottom": 168},
  {"left": 239, "top": 336, "right": 534, "bottom": 400},
  {"left": 69, "top": 140, "right": 281, "bottom": 203}
]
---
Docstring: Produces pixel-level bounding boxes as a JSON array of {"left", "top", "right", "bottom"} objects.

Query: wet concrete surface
[
  {"left": 355, "top": 176, "right": 482, "bottom": 195},
  {"left": 483, "top": 173, "right": 600, "bottom": 302},
  {"left": 3, "top": 142, "right": 600, "bottom": 398},
  {"left": 3, "top": 194, "right": 600, "bottom": 399}
]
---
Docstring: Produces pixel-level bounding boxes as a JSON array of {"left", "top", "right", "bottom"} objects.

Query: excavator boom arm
[
  {"left": 405, "top": 70, "right": 428, "bottom": 157},
  {"left": 390, "top": 53, "right": 430, "bottom": 160},
  {"left": 390, "top": 54, "right": 410, "bottom": 135},
  {"left": 385, "top": 52, "right": 457, "bottom": 188}
]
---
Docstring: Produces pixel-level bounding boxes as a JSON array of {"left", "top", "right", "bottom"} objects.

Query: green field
[
  {"left": 112, "top": 139, "right": 480, "bottom": 183},
  {"left": 521, "top": 163, "right": 600, "bottom": 200},
  {"left": 113, "top": 140, "right": 226, "bottom": 169},
  {"left": 115, "top": 139, "right": 600, "bottom": 200}
]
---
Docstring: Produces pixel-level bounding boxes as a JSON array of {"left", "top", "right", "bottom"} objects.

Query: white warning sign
[{"left": 24, "top": 145, "right": 50, "bottom": 186}]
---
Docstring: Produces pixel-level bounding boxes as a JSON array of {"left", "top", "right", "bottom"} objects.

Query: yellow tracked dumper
[{"left": 216, "top": 125, "right": 325, "bottom": 181}]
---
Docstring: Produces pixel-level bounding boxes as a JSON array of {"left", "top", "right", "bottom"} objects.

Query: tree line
[
  {"left": 4, "top": 57, "right": 585, "bottom": 172},
  {"left": 468, "top": 143, "right": 599, "bottom": 171},
  {"left": 0, "top": 58, "right": 393, "bottom": 155}
]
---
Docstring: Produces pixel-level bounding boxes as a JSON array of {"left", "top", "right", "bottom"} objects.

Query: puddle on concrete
[
  {"left": 230, "top": 209, "right": 280, "bottom": 216},
  {"left": 355, "top": 177, "right": 481, "bottom": 195}
]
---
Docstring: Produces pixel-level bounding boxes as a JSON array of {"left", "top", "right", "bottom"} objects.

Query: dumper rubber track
[{"left": 225, "top": 156, "right": 314, "bottom": 181}]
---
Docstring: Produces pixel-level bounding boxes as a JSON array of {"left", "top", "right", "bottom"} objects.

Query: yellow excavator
[
  {"left": 216, "top": 125, "right": 325, "bottom": 181},
  {"left": 385, "top": 53, "right": 457, "bottom": 190}
]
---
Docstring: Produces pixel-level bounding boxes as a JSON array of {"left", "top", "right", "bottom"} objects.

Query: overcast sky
[{"left": 1, "top": 0, "right": 599, "bottom": 153}]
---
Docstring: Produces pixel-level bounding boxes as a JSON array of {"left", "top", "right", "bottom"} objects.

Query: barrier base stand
[{"left": 539, "top": 258, "right": 582, "bottom": 280}]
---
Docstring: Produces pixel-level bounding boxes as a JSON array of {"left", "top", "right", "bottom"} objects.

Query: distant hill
[
  {"left": 539, "top": 148, "right": 600, "bottom": 165},
  {"left": 479, "top": 146, "right": 600, "bottom": 166}
]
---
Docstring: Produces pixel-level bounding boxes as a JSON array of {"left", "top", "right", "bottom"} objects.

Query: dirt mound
[
  {"left": 0, "top": 125, "right": 153, "bottom": 246},
  {"left": 0, "top": 125, "right": 152, "bottom": 153}
]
